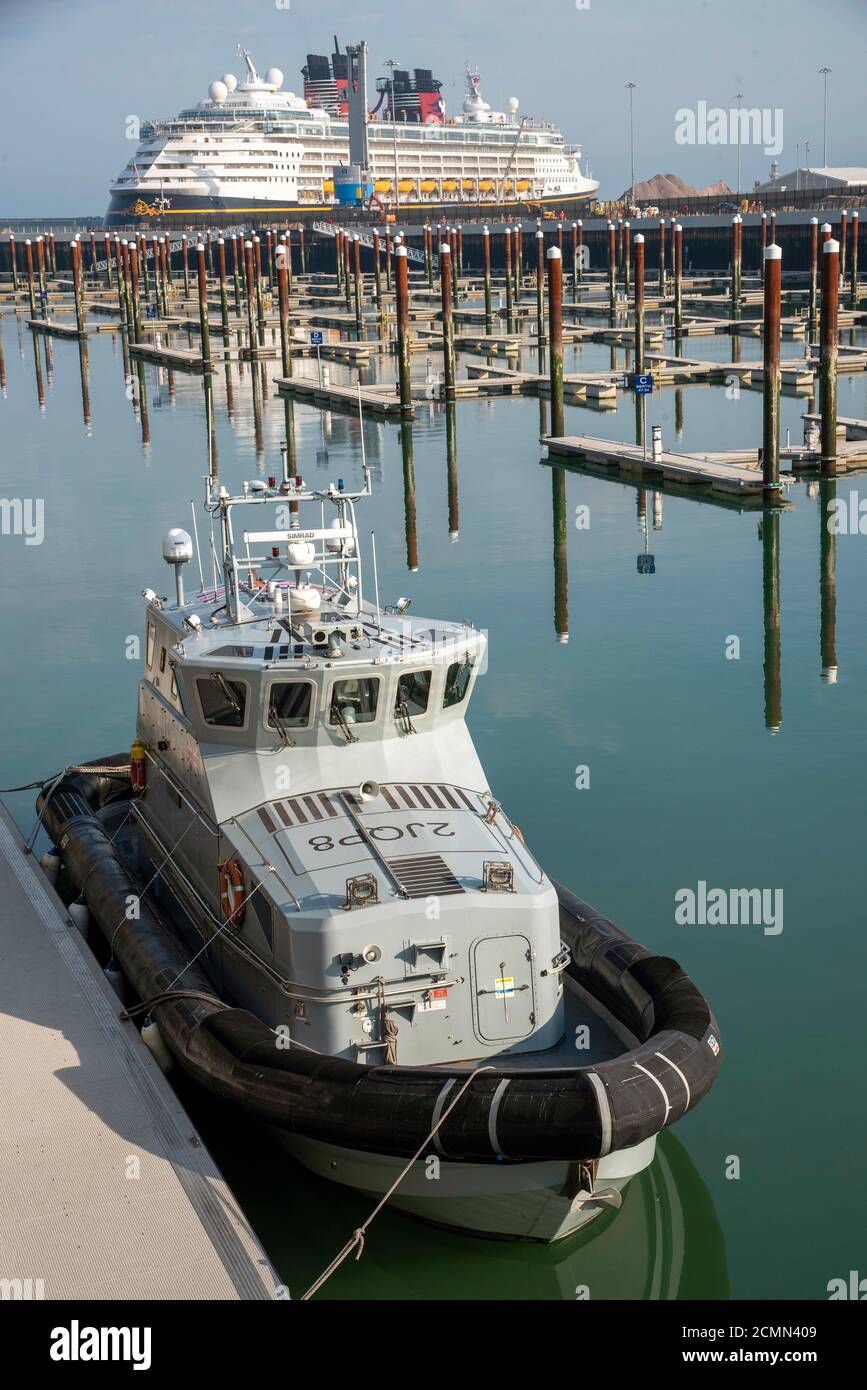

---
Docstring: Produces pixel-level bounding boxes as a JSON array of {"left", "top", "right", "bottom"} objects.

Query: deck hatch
[
  {"left": 252, "top": 784, "right": 482, "bottom": 832},
  {"left": 387, "top": 853, "right": 465, "bottom": 898}
]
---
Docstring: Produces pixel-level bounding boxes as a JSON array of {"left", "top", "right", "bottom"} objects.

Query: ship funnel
[{"left": 358, "top": 780, "right": 381, "bottom": 803}]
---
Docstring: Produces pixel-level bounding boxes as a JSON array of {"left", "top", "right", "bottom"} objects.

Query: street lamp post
[
  {"left": 626, "top": 83, "right": 636, "bottom": 210},
  {"left": 385, "top": 58, "right": 401, "bottom": 214},
  {"left": 734, "top": 93, "right": 743, "bottom": 204},
  {"left": 819, "top": 67, "right": 831, "bottom": 168}
]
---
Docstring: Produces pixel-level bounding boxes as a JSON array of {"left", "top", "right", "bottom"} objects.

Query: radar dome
[
  {"left": 222, "top": 73, "right": 238, "bottom": 92},
  {"left": 507, "top": 97, "right": 520, "bottom": 114},
  {"left": 265, "top": 67, "right": 284, "bottom": 88},
  {"left": 162, "top": 528, "right": 193, "bottom": 566},
  {"left": 209, "top": 80, "right": 227, "bottom": 104}
]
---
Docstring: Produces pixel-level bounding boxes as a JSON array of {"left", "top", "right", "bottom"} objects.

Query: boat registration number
[{"left": 307, "top": 821, "right": 455, "bottom": 852}]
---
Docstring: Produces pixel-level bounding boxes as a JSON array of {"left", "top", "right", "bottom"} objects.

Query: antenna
[
  {"left": 190, "top": 499, "right": 205, "bottom": 592},
  {"left": 237, "top": 45, "right": 259, "bottom": 82},
  {"left": 370, "top": 531, "right": 383, "bottom": 633},
  {"left": 356, "top": 381, "right": 369, "bottom": 488}
]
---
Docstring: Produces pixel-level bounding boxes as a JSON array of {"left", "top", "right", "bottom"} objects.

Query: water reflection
[
  {"left": 445, "top": 401, "right": 459, "bottom": 542},
  {"left": 31, "top": 330, "right": 45, "bottom": 410},
  {"left": 77, "top": 339, "right": 90, "bottom": 430},
  {"left": 400, "top": 419, "right": 418, "bottom": 572},
  {"left": 552, "top": 466, "right": 569, "bottom": 644},
  {"left": 760, "top": 509, "right": 782, "bottom": 733},
  {"left": 819, "top": 477, "right": 838, "bottom": 684},
  {"left": 541, "top": 455, "right": 843, "bottom": 728}
]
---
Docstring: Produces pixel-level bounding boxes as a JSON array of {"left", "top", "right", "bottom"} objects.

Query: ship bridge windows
[
  {"left": 197, "top": 673, "right": 248, "bottom": 728},
  {"left": 395, "top": 670, "right": 432, "bottom": 719},
  {"left": 329, "top": 677, "right": 380, "bottom": 727},
  {"left": 267, "top": 680, "right": 314, "bottom": 730},
  {"left": 443, "top": 658, "right": 474, "bottom": 709}
]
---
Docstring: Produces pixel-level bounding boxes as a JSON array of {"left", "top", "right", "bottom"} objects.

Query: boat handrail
[{"left": 140, "top": 807, "right": 465, "bottom": 1004}]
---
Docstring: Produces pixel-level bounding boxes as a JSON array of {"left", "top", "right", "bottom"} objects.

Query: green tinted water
[{"left": 2, "top": 309, "right": 865, "bottom": 1300}]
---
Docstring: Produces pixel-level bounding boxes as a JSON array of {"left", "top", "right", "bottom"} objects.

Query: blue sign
[
  {"left": 309, "top": 331, "right": 324, "bottom": 346},
  {"left": 145, "top": 304, "right": 157, "bottom": 319},
  {"left": 633, "top": 373, "right": 654, "bottom": 395}
]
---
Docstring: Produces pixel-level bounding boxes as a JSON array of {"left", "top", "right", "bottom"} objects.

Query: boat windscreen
[
  {"left": 198, "top": 674, "right": 248, "bottom": 727},
  {"left": 268, "top": 681, "right": 313, "bottom": 728},
  {"left": 329, "top": 677, "right": 380, "bottom": 725}
]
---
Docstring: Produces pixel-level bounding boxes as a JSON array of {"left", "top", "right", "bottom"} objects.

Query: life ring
[{"left": 219, "top": 858, "right": 245, "bottom": 928}]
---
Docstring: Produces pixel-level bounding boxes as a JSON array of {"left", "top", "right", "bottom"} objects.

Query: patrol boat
[{"left": 39, "top": 458, "right": 721, "bottom": 1242}]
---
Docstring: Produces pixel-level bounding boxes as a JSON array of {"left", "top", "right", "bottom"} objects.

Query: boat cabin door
[{"left": 471, "top": 935, "right": 536, "bottom": 1044}]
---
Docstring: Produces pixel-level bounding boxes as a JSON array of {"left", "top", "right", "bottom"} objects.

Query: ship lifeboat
[
  {"left": 461, "top": 178, "right": 476, "bottom": 191},
  {"left": 398, "top": 179, "right": 414, "bottom": 194},
  {"left": 479, "top": 179, "right": 493, "bottom": 193},
  {"left": 516, "top": 179, "right": 530, "bottom": 192},
  {"left": 420, "top": 179, "right": 437, "bottom": 194},
  {"left": 323, "top": 178, "right": 335, "bottom": 195},
  {"left": 442, "top": 179, "right": 457, "bottom": 193},
  {"left": 374, "top": 179, "right": 392, "bottom": 193}
]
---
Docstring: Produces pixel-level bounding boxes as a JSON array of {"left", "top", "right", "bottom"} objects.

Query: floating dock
[
  {"left": 542, "top": 432, "right": 776, "bottom": 501},
  {"left": 129, "top": 341, "right": 205, "bottom": 372},
  {"left": 26, "top": 318, "right": 86, "bottom": 340},
  {"left": 275, "top": 374, "right": 404, "bottom": 416},
  {"left": 0, "top": 802, "right": 280, "bottom": 1300}
]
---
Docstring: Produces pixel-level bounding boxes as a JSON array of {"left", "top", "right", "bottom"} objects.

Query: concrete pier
[{"left": 0, "top": 803, "right": 279, "bottom": 1300}]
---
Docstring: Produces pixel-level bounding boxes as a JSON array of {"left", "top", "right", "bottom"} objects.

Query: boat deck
[
  {"left": 0, "top": 802, "right": 280, "bottom": 1300},
  {"left": 442, "top": 978, "right": 627, "bottom": 1072}
]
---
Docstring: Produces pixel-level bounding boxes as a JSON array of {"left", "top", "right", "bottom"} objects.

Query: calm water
[{"left": 2, "top": 300, "right": 866, "bottom": 1301}]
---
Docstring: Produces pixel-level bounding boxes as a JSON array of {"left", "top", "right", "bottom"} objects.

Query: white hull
[{"left": 275, "top": 1131, "right": 657, "bottom": 1242}]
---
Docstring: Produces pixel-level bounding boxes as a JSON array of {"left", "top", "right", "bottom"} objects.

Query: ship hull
[
  {"left": 275, "top": 1131, "right": 657, "bottom": 1243},
  {"left": 105, "top": 187, "right": 599, "bottom": 229}
]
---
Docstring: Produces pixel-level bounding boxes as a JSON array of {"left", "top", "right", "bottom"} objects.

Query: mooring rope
[
  {"left": 0, "top": 763, "right": 131, "bottom": 794},
  {"left": 300, "top": 1064, "right": 496, "bottom": 1301},
  {"left": 120, "top": 989, "right": 230, "bottom": 1021},
  {"left": 109, "top": 816, "right": 196, "bottom": 956}
]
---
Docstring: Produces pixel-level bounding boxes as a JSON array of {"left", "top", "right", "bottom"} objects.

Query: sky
[{"left": 0, "top": 0, "right": 864, "bottom": 215}]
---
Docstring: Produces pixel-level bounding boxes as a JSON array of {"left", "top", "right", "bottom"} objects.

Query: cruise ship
[{"left": 106, "top": 40, "right": 599, "bottom": 226}]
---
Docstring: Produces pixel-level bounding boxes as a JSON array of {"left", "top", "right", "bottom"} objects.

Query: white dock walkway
[{"left": 0, "top": 803, "right": 280, "bottom": 1300}]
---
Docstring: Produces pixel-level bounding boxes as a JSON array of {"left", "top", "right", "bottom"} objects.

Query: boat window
[
  {"left": 329, "top": 677, "right": 380, "bottom": 727},
  {"left": 443, "top": 657, "right": 474, "bottom": 708},
  {"left": 267, "top": 681, "right": 314, "bottom": 729},
  {"left": 395, "top": 670, "right": 432, "bottom": 718},
  {"left": 170, "top": 669, "right": 188, "bottom": 718},
  {"left": 197, "top": 674, "right": 248, "bottom": 727},
  {"left": 211, "top": 644, "right": 256, "bottom": 658},
  {"left": 145, "top": 621, "right": 156, "bottom": 669},
  {"left": 159, "top": 647, "right": 166, "bottom": 674}
]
